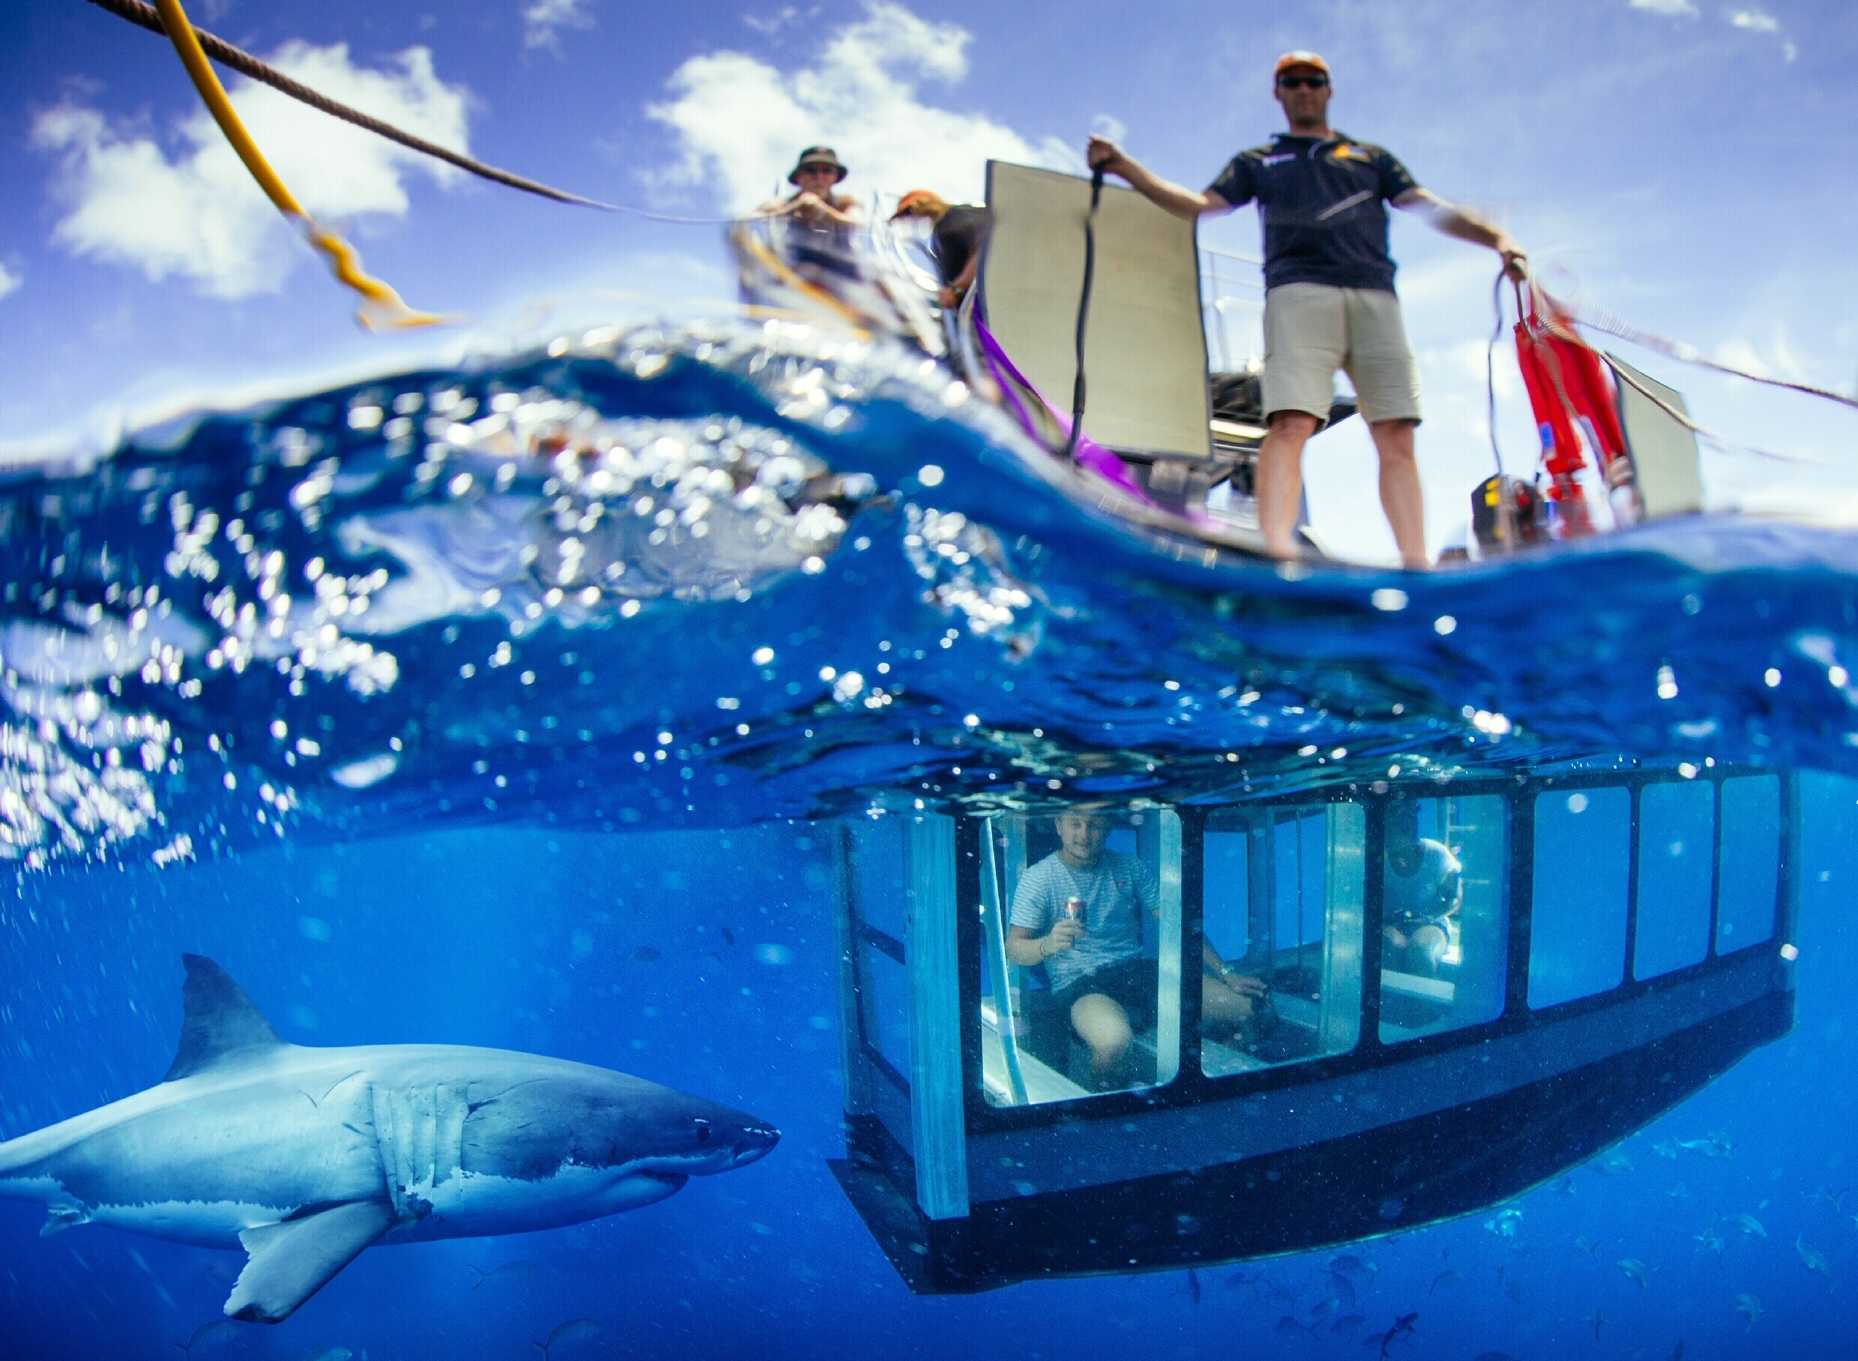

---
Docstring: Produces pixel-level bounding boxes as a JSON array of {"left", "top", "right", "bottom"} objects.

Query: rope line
[
  {"left": 88, "top": 0, "right": 764, "bottom": 226},
  {"left": 150, "top": 0, "right": 444, "bottom": 329},
  {"left": 1598, "top": 352, "right": 1818, "bottom": 466},
  {"left": 1486, "top": 269, "right": 1507, "bottom": 476},
  {"left": 1062, "top": 167, "right": 1105, "bottom": 463},
  {"left": 1547, "top": 289, "right": 1858, "bottom": 413}
]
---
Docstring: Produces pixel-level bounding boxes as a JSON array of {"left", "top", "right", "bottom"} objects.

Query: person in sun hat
[
  {"left": 755, "top": 146, "right": 866, "bottom": 283},
  {"left": 1087, "top": 51, "right": 1528, "bottom": 569},
  {"left": 758, "top": 146, "right": 864, "bottom": 230},
  {"left": 890, "top": 189, "right": 989, "bottom": 309}
]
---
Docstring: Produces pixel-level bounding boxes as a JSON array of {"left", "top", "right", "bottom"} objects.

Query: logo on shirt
[
  {"left": 1330, "top": 143, "right": 1372, "bottom": 164},
  {"left": 1260, "top": 153, "right": 1295, "bottom": 167}
]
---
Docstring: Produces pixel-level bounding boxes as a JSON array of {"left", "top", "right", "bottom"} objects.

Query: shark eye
[{"left": 694, "top": 1120, "right": 713, "bottom": 1143}]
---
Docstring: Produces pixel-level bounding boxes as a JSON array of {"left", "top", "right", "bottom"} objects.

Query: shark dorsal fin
[{"left": 163, "top": 954, "right": 287, "bottom": 1082}]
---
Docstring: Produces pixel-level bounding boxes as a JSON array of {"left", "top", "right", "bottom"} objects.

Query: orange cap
[
  {"left": 1274, "top": 50, "right": 1330, "bottom": 78},
  {"left": 890, "top": 189, "right": 949, "bottom": 221}
]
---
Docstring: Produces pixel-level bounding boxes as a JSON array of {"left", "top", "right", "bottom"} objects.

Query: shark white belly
[{"left": 0, "top": 955, "right": 778, "bottom": 1321}]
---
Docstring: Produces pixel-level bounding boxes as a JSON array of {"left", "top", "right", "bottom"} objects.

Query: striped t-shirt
[{"left": 1010, "top": 849, "right": 1157, "bottom": 992}]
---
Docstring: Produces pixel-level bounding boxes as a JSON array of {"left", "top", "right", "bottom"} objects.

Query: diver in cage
[
  {"left": 1007, "top": 810, "right": 1268, "bottom": 1087},
  {"left": 1382, "top": 799, "right": 1463, "bottom": 975}
]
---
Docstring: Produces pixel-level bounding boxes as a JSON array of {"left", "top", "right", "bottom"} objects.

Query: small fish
[
  {"left": 1694, "top": 1226, "right": 1727, "bottom": 1260},
  {"left": 1503, "top": 1277, "right": 1524, "bottom": 1304},
  {"left": 176, "top": 1320, "right": 243, "bottom": 1357},
  {"left": 535, "top": 1319, "right": 602, "bottom": 1359},
  {"left": 1275, "top": 1315, "right": 1318, "bottom": 1339},
  {"left": 1668, "top": 1182, "right": 1690, "bottom": 1199},
  {"left": 1735, "top": 1293, "right": 1762, "bottom": 1326},
  {"left": 1597, "top": 1149, "right": 1634, "bottom": 1176},
  {"left": 1183, "top": 1267, "right": 1201, "bottom": 1304},
  {"left": 1679, "top": 1134, "right": 1735, "bottom": 1160},
  {"left": 1556, "top": 1175, "right": 1577, "bottom": 1195},
  {"left": 1324, "top": 1269, "right": 1358, "bottom": 1309},
  {"left": 306, "top": 1349, "right": 354, "bottom": 1361},
  {"left": 1484, "top": 1207, "right": 1523, "bottom": 1238},
  {"left": 1330, "top": 1313, "right": 1366, "bottom": 1338},
  {"left": 627, "top": 946, "right": 661, "bottom": 963},
  {"left": 1618, "top": 1257, "right": 1650, "bottom": 1288},
  {"left": 1653, "top": 1140, "right": 1681, "bottom": 1159},
  {"left": 1796, "top": 1234, "right": 1831, "bottom": 1277},
  {"left": 1329, "top": 1253, "right": 1376, "bottom": 1278},
  {"left": 1308, "top": 1294, "right": 1341, "bottom": 1319},
  {"left": 1224, "top": 1269, "right": 1257, "bottom": 1292},
  {"left": 719, "top": 927, "right": 736, "bottom": 948},
  {"left": 1573, "top": 1235, "right": 1598, "bottom": 1259},
  {"left": 1369, "top": 1312, "right": 1418, "bottom": 1359},
  {"left": 1724, "top": 1213, "right": 1766, "bottom": 1238},
  {"left": 1587, "top": 1307, "right": 1605, "bottom": 1340},
  {"left": 1808, "top": 1184, "right": 1849, "bottom": 1212},
  {"left": 468, "top": 1259, "right": 538, "bottom": 1289},
  {"left": 1429, "top": 1269, "right": 1461, "bottom": 1296}
]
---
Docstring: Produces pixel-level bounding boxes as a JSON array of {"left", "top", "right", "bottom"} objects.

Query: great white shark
[{"left": 0, "top": 955, "right": 779, "bottom": 1322}]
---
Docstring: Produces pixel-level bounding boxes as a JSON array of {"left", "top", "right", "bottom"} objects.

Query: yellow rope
[{"left": 151, "top": 0, "right": 448, "bottom": 330}]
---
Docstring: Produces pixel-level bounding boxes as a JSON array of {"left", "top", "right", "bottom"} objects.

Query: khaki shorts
[{"left": 1262, "top": 282, "right": 1423, "bottom": 426}]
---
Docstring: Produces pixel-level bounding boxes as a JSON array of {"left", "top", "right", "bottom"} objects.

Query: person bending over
[
  {"left": 1087, "top": 51, "right": 1526, "bottom": 568},
  {"left": 890, "top": 190, "right": 989, "bottom": 310}
]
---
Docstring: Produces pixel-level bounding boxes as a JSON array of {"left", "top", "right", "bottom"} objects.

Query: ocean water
[{"left": 1, "top": 318, "right": 1855, "bottom": 1358}]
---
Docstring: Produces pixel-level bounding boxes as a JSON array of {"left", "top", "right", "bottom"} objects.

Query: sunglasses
[{"left": 1277, "top": 74, "right": 1329, "bottom": 90}]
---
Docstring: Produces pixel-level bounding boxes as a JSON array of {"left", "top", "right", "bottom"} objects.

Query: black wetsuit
[{"left": 930, "top": 205, "right": 989, "bottom": 287}]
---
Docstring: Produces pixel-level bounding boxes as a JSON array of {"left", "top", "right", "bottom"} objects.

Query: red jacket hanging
[{"left": 1515, "top": 291, "right": 1626, "bottom": 502}]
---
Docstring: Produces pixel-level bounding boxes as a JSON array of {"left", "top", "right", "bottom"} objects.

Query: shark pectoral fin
[
  {"left": 224, "top": 1201, "right": 393, "bottom": 1324},
  {"left": 39, "top": 1205, "right": 88, "bottom": 1236}
]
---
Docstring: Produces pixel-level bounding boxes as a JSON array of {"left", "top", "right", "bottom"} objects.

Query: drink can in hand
[{"left": 1062, "top": 896, "right": 1086, "bottom": 928}]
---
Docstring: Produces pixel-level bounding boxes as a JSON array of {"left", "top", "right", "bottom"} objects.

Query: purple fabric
[{"left": 973, "top": 320, "right": 1150, "bottom": 502}]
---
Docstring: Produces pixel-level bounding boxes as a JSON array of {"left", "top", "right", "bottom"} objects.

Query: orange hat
[
  {"left": 1273, "top": 50, "right": 1330, "bottom": 78},
  {"left": 890, "top": 189, "right": 950, "bottom": 221}
]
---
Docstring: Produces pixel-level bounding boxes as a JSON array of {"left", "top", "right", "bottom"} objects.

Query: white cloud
[
  {"left": 0, "top": 263, "right": 19, "bottom": 302},
  {"left": 743, "top": 7, "right": 806, "bottom": 37},
  {"left": 1091, "top": 114, "right": 1128, "bottom": 144},
  {"left": 1727, "top": 8, "right": 1780, "bottom": 31},
  {"left": 522, "top": 0, "right": 595, "bottom": 52},
  {"left": 33, "top": 43, "right": 468, "bottom": 300},
  {"left": 648, "top": 0, "right": 1078, "bottom": 213},
  {"left": 1630, "top": 0, "right": 1699, "bottom": 14}
]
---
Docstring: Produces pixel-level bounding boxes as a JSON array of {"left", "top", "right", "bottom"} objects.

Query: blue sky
[{"left": 2, "top": 0, "right": 1854, "bottom": 557}]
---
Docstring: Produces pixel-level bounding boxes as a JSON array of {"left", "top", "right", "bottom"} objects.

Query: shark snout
[{"left": 728, "top": 1123, "right": 780, "bottom": 1169}]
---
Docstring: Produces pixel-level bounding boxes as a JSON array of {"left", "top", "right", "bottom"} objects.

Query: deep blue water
[{"left": 1, "top": 320, "right": 1855, "bottom": 1358}]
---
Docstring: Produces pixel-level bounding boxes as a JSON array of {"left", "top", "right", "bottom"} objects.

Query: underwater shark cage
[{"left": 826, "top": 768, "right": 1800, "bottom": 1293}]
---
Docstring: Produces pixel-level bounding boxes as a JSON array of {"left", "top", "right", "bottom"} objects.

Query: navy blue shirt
[{"left": 1206, "top": 132, "right": 1419, "bottom": 293}]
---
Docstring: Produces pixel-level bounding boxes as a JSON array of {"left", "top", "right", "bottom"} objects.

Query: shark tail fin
[{"left": 164, "top": 955, "right": 289, "bottom": 1083}]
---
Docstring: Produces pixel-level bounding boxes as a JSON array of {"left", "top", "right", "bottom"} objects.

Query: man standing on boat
[
  {"left": 1087, "top": 52, "right": 1527, "bottom": 567},
  {"left": 756, "top": 146, "right": 866, "bottom": 281}
]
